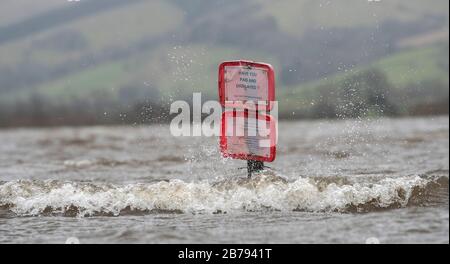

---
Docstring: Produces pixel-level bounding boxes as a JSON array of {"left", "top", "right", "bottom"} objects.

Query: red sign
[
  {"left": 218, "top": 60, "right": 277, "bottom": 162},
  {"left": 218, "top": 60, "right": 275, "bottom": 111},
  {"left": 220, "top": 111, "right": 276, "bottom": 162}
]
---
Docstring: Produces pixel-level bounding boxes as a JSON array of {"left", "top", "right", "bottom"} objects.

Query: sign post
[
  {"left": 247, "top": 160, "right": 265, "bottom": 178},
  {"left": 218, "top": 60, "right": 276, "bottom": 178}
]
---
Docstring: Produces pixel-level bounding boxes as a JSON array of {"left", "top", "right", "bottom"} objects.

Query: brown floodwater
[{"left": 0, "top": 117, "right": 448, "bottom": 243}]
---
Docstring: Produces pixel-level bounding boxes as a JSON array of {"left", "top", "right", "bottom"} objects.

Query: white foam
[
  {"left": 63, "top": 159, "right": 95, "bottom": 168},
  {"left": 0, "top": 175, "right": 436, "bottom": 216}
]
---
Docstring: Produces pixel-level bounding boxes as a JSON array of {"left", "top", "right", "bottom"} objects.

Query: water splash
[{"left": 0, "top": 174, "right": 446, "bottom": 217}]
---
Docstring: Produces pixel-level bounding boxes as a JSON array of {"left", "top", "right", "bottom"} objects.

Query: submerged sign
[
  {"left": 218, "top": 60, "right": 277, "bottom": 163},
  {"left": 220, "top": 111, "right": 276, "bottom": 162}
]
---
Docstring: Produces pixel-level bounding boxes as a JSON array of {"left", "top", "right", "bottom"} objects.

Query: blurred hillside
[{"left": 0, "top": 0, "right": 448, "bottom": 126}]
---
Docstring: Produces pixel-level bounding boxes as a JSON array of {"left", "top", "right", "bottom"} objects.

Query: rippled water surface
[{"left": 0, "top": 117, "right": 448, "bottom": 243}]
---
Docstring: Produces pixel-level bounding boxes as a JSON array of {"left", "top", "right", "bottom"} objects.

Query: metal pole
[{"left": 247, "top": 160, "right": 264, "bottom": 178}]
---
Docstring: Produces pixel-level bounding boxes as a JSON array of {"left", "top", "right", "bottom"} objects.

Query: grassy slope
[
  {"left": 0, "top": 0, "right": 448, "bottom": 108},
  {"left": 0, "top": 0, "right": 66, "bottom": 26},
  {"left": 279, "top": 43, "right": 449, "bottom": 116},
  {"left": 373, "top": 44, "right": 449, "bottom": 88},
  {"left": 256, "top": 0, "right": 449, "bottom": 38},
  {"left": 0, "top": 0, "right": 183, "bottom": 66},
  {"left": 1, "top": 0, "right": 447, "bottom": 67}
]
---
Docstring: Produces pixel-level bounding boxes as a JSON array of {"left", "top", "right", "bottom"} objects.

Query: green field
[
  {"left": 280, "top": 43, "right": 449, "bottom": 117},
  {"left": 257, "top": 0, "right": 449, "bottom": 37}
]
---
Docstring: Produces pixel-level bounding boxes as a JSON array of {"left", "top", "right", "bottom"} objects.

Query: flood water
[{"left": 0, "top": 117, "right": 448, "bottom": 243}]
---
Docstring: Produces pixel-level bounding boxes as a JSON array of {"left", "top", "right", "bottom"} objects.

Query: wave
[{"left": 0, "top": 174, "right": 447, "bottom": 217}]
